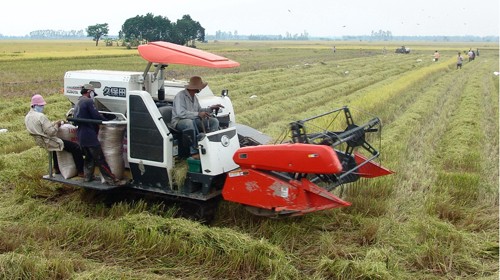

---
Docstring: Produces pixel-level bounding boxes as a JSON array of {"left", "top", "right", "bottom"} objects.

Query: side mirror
[{"left": 221, "top": 89, "right": 228, "bottom": 97}]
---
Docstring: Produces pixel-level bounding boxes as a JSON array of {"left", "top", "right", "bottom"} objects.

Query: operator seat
[
  {"left": 158, "top": 106, "right": 174, "bottom": 128},
  {"left": 158, "top": 106, "right": 191, "bottom": 158}
]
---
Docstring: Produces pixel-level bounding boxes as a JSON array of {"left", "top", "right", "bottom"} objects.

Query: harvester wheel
[{"left": 176, "top": 197, "right": 221, "bottom": 224}]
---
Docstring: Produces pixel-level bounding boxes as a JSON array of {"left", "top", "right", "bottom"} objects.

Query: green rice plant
[
  {"left": 0, "top": 252, "right": 83, "bottom": 280},
  {"left": 0, "top": 147, "right": 47, "bottom": 184},
  {"left": 0, "top": 132, "right": 35, "bottom": 154},
  {"left": 313, "top": 249, "right": 392, "bottom": 280},
  {"left": 426, "top": 192, "right": 468, "bottom": 223},
  {"left": 2, "top": 206, "right": 298, "bottom": 278},
  {"left": 338, "top": 176, "right": 393, "bottom": 216},
  {"left": 0, "top": 40, "right": 136, "bottom": 62},
  {"left": 408, "top": 217, "right": 491, "bottom": 277},
  {"left": 116, "top": 213, "right": 300, "bottom": 279},
  {"left": 434, "top": 172, "right": 480, "bottom": 205},
  {"left": 172, "top": 159, "right": 188, "bottom": 188},
  {"left": 347, "top": 60, "right": 453, "bottom": 114}
]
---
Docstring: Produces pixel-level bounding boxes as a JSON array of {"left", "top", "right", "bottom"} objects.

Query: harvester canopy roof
[{"left": 138, "top": 41, "right": 240, "bottom": 68}]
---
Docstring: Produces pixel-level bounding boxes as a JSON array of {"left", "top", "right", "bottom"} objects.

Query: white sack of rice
[
  {"left": 57, "top": 123, "right": 78, "bottom": 142},
  {"left": 56, "top": 150, "right": 77, "bottom": 179},
  {"left": 122, "top": 132, "right": 129, "bottom": 168},
  {"left": 56, "top": 123, "right": 78, "bottom": 178},
  {"left": 98, "top": 124, "right": 126, "bottom": 179}
]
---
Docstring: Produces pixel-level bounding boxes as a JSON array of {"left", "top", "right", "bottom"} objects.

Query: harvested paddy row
[
  {"left": 0, "top": 209, "right": 297, "bottom": 279},
  {"left": 223, "top": 48, "right": 372, "bottom": 71},
  {"left": 251, "top": 59, "right": 452, "bottom": 137},
  {"left": 307, "top": 60, "right": 490, "bottom": 279},
  {"left": 424, "top": 60, "right": 498, "bottom": 277},
  {"left": 394, "top": 67, "right": 469, "bottom": 215},
  {"left": 342, "top": 60, "right": 465, "bottom": 219},
  {"left": 0, "top": 55, "right": 146, "bottom": 98},
  {"left": 0, "top": 41, "right": 497, "bottom": 280},
  {"left": 378, "top": 60, "right": 496, "bottom": 276},
  {"left": 229, "top": 55, "right": 432, "bottom": 132},
  {"left": 211, "top": 49, "right": 419, "bottom": 94},
  {"left": 476, "top": 58, "right": 500, "bottom": 201},
  {"left": 431, "top": 58, "right": 498, "bottom": 210}
]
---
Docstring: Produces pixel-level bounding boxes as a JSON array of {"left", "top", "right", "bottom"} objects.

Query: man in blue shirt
[{"left": 74, "top": 84, "right": 126, "bottom": 186}]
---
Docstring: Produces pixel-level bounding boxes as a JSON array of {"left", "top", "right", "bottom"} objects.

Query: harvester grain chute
[{"left": 43, "top": 41, "right": 393, "bottom": 221}]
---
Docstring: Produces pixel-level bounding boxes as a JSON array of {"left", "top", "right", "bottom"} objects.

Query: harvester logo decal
[
  {"left": 221, "top": 135, "right": 230, "bottom": 147},
  {"left": 245, "top": 181, "right": 259, "bottom": 192},
  {"left": 103, "top": 86, "right": 126, "bottom": 97},
  {"left": 270, "top": 182, "right": 289, "bottom": 198},
  {"left": 66, "top": 86, "right": 82, "bottom": 95}
]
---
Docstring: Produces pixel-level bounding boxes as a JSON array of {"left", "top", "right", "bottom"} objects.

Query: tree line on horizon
[
  {"left": 84, "top": 13, "right": 204, "bottom": 47},
  {"left": 0, "top": 13, "right": 205, "bottom": 47},
  {"left": 0, "top": 20, "right": 497, "bottom": 44}
]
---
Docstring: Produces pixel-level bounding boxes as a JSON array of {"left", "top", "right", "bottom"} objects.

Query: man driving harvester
[{"left": 171, "top": 76, "right": 224, "bottom": 155}]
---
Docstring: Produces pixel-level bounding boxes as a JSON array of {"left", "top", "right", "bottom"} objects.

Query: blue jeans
[{"left": 176, "top": 118, "right": 219, "bottom": 153}]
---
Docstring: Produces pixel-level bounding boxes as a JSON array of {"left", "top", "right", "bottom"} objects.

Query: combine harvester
[{"left": 45, "top": 41, "right": 393, "bottom": 220}]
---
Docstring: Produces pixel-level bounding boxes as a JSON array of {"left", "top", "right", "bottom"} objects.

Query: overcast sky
[{"left": 1, "top": 0, "right": 498, "bottom": 37}]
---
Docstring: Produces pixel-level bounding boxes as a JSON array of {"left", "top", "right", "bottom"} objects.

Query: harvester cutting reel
[
  {"left": 289, "top": 106, "right": 388, "bottom": 189},
  {"left": 222, "top": 106, "right": 393, "bottom": 218}
]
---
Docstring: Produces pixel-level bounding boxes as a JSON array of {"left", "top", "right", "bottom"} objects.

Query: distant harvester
[{"left": 395, "top": 46, "right": 411, "bottom": 54}]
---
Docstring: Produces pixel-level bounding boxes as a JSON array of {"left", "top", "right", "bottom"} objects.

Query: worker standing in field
[
  {"left": 467, "top": 49, "right": 475, "bottom": 61},
  {"left": 456, "top": 52, "right": 463, "bottom": 69},
  {"left": 433, "top": 50, "right": 440, "bottom": 62},
  {"left": 73, "top": 84, "right": 126, "bottom": 186},
  {"left": 24, "top": 94, "right": 84, "bottom": 176}
]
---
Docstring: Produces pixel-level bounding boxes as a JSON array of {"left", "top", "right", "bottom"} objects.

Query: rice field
[{"left": 0, "top": 40, "right": 498, "bottom": 279}]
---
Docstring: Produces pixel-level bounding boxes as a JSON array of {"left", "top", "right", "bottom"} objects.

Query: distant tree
[
  {"left": 121, "top": 13, "right": 174, "bottom": 45},
  {"left": 86, "top": 23, "right": 109, "bottom": 46},
  {"left": 174, "top": 15, "right": 205, "bottom": 46},
  {"left": 120, "top": 13, "right": 204, "bottom": 46}
]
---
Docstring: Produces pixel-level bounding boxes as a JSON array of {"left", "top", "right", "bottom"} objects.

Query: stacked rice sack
[
  {"left": 122, "top": 132, "right": 129, "bottom": 169},
  {"left": 98, "top": 124, "right": 126, "bottom": 179},
  {"left": 56, "top": 123, "right": 78, "bottom": 179}
]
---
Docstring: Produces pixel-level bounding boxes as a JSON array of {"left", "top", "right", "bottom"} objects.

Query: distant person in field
[
  {"left": 24, "top": 94, "right": 84, "bottom": 176},
  {"left": 467, "top": 49, "right": 475, "bottom": 61},
  {"left": 433, "top": 50, "right": 440, "bottom": 62},
  {"left": 456, "top": 52, "right": 463, "bottom": 69}
]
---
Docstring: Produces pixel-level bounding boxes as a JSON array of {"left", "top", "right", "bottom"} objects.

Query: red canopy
[{"left": 138, "top": 41, "right": 240, "bottom": 68}]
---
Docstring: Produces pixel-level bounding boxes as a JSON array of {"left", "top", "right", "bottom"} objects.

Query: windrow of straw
[{"left": 0, "top": 41, "right": 497, "bottom": 279}]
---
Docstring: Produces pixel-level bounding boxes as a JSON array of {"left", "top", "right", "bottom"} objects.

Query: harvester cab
[{"left": 44, "top": 41, "right": 392, "bottom": 221}]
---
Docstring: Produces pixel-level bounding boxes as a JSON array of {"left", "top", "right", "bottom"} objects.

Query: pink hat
[{"left": 31, "top": 94, "right": 46, "bottom": 106}]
